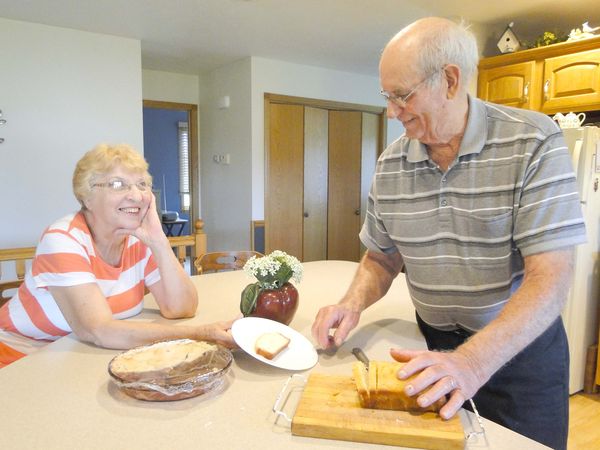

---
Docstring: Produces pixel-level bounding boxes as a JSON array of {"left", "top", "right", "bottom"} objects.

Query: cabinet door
[
  {"left": 478, "top": 61, "right": 536, "bottom": 109},
  {"left": 542, "top": 49, "right": 600, "bottom": 113}
]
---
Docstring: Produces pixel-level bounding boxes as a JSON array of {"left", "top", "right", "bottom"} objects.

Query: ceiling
[{"left": 0, "top": 0, "right": 598, "bottom": 76}]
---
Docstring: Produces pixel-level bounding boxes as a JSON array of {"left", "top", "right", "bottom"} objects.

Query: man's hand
[
  {"left": 390, "top": 347, "right": 487, "bottom": 420},
  {"left": 311, "top": 303, "right": 362, "bottom": 349}
]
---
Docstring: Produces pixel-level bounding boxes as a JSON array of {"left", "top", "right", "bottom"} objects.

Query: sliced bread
[{"left": 255, "top": 332, "right": 290, "bottom": 360}]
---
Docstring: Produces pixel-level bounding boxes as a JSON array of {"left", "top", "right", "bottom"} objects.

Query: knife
[{"left": 351, "top": 347, "right": 370, "bottom": 369}]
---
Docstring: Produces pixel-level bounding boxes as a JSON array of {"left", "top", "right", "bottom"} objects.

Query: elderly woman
[{"left": 0, "top": 144, "right": 235, "bottom": 368}]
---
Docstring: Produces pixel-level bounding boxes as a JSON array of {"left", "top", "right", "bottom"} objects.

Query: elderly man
[{"left": 312, "top": 17, "right": 585, "bottom": 450}]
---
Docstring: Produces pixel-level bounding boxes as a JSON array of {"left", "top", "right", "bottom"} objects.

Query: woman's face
[{"left": 84, "top": 165, "right": 152, "bottom": 233}]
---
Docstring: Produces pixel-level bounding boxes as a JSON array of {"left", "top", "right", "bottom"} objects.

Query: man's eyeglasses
[
  {"left": 92, "top": 178, "right": 152, "bottom": 193},
  {"left": 380, "top": 69, "right": 441, "bottom": 107}
]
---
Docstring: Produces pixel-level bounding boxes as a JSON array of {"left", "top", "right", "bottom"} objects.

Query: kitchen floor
[{"left": 568, "top": 392, "right": 600, "bottom": 449}]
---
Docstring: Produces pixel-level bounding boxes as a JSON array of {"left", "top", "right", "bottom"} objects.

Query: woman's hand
[
  {"left": 197, "top": 318, "right": 239, "bottom": 349},
  {"left": 124, "top": 191, "right": 168, "bottom": 248}
]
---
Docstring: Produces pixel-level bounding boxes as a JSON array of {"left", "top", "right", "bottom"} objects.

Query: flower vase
[{"left": 250, "top": 282, "right": 298, "bottom": 325}]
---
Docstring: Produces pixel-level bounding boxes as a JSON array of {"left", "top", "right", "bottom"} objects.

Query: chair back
[
  {"left": 166, "top": 218, "right": 207, "bottom": 275},
  {"left": 0, "top": 247, "right": 36, "bottom": 308},
  {"left": 194, "top": 251, "right": 263, "bottom": 274}
]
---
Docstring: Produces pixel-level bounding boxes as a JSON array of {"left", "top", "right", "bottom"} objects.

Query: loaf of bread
[
  {"left": 255, "top": 332, "right": 290, "bottom": 360},
  {"left": 109, "top": 339, "right": 217, "bottom": 383},
  {"left": 352, "top": 360, "right": 446, "bottom": 412}
]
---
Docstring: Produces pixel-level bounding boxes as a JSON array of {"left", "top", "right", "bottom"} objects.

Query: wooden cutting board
[{"left": 291, "top": 373, "right": 464, "bottom": 450}]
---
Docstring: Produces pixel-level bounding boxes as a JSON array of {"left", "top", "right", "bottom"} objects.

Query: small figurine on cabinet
[
  {"left": 568, "top": 22, "right": 600, "bottom": 42},
  {"left": 497, "top": 22, "right": 522, "bottom": 54}
]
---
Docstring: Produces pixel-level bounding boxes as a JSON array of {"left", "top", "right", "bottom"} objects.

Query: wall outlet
[{"left": 213, "top": 154, "right": 231, "bottom": 164}]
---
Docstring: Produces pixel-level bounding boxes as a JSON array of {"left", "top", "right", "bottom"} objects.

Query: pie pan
[{"left": 108, "top": 339, "right": 233, "bottom": 401}]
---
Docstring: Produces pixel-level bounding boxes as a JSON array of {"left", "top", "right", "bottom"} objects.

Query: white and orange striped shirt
[{"left": 0, "top": 212, "right": 159, "bottom": 364}]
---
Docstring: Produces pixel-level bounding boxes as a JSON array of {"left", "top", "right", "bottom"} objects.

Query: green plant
[{"left": 524, "top": 30, "right": 568, "bottom": 49}]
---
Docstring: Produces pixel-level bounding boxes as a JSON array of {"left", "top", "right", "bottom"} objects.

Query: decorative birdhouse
[{"left": 497, "top": 22, "right": 522, "bottom": 54}]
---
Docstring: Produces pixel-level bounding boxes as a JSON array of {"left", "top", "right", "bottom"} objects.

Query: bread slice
[
  {"left": 255, "top": 332, "right": 290, "bottom": 360},
  {"left": 109, "top": 339, "right": 217, "bottom": 383},
  {"left": 352, "top": 360, "right": 446, "bottom": 413},
  {"left": 352, "top": 361, "right": 372, "bottom": 407}
]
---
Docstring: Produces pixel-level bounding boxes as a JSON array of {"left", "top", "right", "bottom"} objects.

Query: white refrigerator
[{"left": 561, "top": 125, "right": 600, "bottom": 394}]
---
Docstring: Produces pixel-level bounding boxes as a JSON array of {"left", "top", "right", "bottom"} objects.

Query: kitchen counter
[{"left": 0, "top": 260, "right": 549, "bottom": 449}]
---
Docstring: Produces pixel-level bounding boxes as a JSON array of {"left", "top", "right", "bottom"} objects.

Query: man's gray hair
[{"left": 417, "top": 20, "right": 479, "bottom": 88}]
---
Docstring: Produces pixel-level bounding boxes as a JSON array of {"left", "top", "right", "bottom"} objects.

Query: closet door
[
  {"left": 303, "top": 107, "right": 328, "bottom": 262},
  {"left": 360, "top": 112, "right": 379, "bottom": 255},
  {"left": 327, "top": 110, "right": 362, "bottom": 261},
  {"left": 265, "top": 103, "right": 304, "bottom": 258}
]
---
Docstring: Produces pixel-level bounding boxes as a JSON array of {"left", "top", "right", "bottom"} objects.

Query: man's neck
[{"left": 426, "top": 96, "right": 469, "bottom": 172}]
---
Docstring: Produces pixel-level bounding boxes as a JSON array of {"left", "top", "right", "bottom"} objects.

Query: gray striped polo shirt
[{"left": 360, "top": 95, "right": 587, "bottom": 332}]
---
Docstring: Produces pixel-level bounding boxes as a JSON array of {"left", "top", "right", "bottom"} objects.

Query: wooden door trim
[
  {"left": 142, "top": 100, "right": 199, "bottom": 233},
  {"left": 265, "top": 93, "right": 385, "bottom": 115}
]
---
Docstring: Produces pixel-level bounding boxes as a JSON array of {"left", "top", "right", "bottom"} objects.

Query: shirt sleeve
[
  {"left": 513, "top": 131, "right": 587, "bottom": 256},
  {"left": 32, "top": 230, "right": 96, "bottom": 288}
]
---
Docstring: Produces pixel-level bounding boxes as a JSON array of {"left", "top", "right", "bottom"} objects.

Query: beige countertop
[{"left": 0, "top": 260, "right": 548, "bottom": 449}]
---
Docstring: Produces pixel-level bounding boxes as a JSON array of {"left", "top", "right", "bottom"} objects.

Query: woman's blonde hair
[{"left": 73, "top": 143, "right": 151, "bottom": 206}]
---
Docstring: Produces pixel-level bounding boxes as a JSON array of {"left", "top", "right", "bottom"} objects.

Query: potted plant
[{"left": 240, "top": 250, "right": 303, "bottom": 325}]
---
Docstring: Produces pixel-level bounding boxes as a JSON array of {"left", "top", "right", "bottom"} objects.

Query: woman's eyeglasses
[{"left": 92, "top": 178, "right": 151, "bottom": 193}]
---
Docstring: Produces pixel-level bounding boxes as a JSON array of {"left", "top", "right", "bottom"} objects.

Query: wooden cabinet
[
  {"left": 478, "top": 61, "right": 536, "bottom": 109},
  {"left": 478, "top": 36, "right": 600, "bottom": 114}
]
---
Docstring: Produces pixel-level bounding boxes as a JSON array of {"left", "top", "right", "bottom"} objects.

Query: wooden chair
[
  {"left": 194, "top": 251, "right": 263, "bottom": 274},
  {"left": 0, "top": 246, "right": 36, "bottom": 308},
  {"left": 167, "top": 218, "right": 207, "bottom": 275}
]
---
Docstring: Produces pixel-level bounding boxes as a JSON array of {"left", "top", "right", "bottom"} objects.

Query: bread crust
[
  {"left": 109, "top": 339, "right": 217, "bottom": 383},
  {"left": 352, "top": 360, "right": 446, "bottom": 413}
]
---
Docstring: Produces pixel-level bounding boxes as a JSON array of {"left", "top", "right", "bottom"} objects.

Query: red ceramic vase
[{"left": 251, "top": 282, "right": 299, "bottom": 325}]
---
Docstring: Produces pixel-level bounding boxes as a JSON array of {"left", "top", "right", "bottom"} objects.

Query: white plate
[{"left": 231, "top": 317, "right": 318, "bottom": 371}]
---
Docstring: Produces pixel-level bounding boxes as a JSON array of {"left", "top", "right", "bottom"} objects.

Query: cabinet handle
[
  {"left": 522, "top": 82, "right": 529, "bottom": 103},
  {"left": 303, "top": 211, "right": 309, "bottom": 218},
  {"left": 354, "top": 209, "right": 360, "bottom": 215},
  {"left": 544, "top": 79, "right": 550, "bottom": 101}
]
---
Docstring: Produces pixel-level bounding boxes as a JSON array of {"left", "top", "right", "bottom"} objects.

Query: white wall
[
  {"left": 142, "top": 70, "right": 199, "bottom": 104},
  {"left": 0, "top": 18, "right": 142, "bottom": 247},
  {"left": 199, "top": 59, "right": 253, "bottom": 252}
]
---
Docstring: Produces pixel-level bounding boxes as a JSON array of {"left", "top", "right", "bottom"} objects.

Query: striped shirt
[
  {"left": 360, "top": 95, "right": 587, "bottom": 332},
  {"left": 0, "top": 212, "right": 160, "bottom": 355}
]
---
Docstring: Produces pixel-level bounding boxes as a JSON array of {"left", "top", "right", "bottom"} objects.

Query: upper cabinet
[{"left": 478, "top": 36, "right": 600, "bottom": 114}]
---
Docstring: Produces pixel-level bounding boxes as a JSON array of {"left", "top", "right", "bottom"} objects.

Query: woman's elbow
[
  {"left": 72, "top": 324, "right": 112, "bottom": 348},
  {"left": 160, "top": 296, "right": 198, "bottom": 319}
]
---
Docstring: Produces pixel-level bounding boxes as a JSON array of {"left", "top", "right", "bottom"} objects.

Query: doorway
[
  {"left": 142, "top": 100, "right": 199, "bottom": 236},
  {"left": 264, "top": 94, "right": 386, "bottom": 262}
]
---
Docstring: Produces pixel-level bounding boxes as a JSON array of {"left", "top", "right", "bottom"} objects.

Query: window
[{"left": 178, "top": 121, "right": 190, "bottom": 212}]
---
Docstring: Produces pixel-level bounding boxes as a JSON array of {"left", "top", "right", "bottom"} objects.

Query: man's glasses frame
[{"left": 380, "top": 68, "right": 443, "bottom": 107}]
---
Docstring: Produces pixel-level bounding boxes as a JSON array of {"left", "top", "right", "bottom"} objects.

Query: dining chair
[
  {"left": 194, "top": 251, "right": 263, "bottom": 274},
  {"left": 0, "top": 246, "right": 36, "bottom": 308}
]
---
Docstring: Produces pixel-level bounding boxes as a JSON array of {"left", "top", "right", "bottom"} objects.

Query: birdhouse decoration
[{"left": 497, "top": 22, "right": 522, "bottom": 54}]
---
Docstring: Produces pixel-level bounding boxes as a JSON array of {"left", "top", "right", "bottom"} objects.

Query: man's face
[{"left": 380, "top": 49, "right": 447, "bottom": 145}]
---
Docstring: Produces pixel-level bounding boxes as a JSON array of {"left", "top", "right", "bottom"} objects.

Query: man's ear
[{"left": 444, "top": 64, "right": 461, "bottom": 99}]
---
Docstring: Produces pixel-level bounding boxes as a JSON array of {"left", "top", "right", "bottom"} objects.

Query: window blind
[{"left": 178, "top": 121, "right": 190, "bottom": 212}]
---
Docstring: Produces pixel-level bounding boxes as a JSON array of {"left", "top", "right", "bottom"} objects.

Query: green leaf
[{"left": 240, "top": 282, "right": 262, "bottom": 316}]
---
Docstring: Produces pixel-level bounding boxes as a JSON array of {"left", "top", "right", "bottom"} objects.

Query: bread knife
[{"left": 351, "top": 347, "right": 370, "bottom": 369}]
